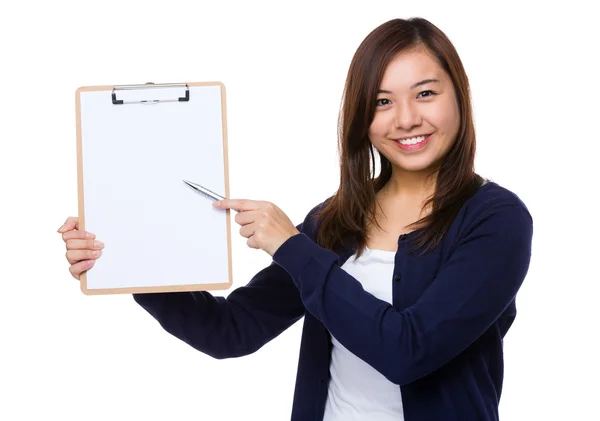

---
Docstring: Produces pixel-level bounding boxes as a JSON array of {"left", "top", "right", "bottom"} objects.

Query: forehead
[{"left": 380, "top": 48, "right": 447, "bottom": 89}]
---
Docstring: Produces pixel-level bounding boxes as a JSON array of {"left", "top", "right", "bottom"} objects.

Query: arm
[
  {"left": 133, "top": 224, "right": 306, "bottom": 359},
  {"left": 272, "top": 203, "right": 533, "bottom": 385}
]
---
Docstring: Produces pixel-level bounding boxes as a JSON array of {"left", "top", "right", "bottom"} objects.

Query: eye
[
  {"left": 376, "top": 98, "right": 392, "bottom": 107},
  {"left": 417, "top": 90, "right": 436, "bottom": 98}
]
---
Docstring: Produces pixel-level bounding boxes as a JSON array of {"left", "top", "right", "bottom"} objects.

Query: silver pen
[{"left": 183, "top": 180, "right": 239, "bottom": 212}]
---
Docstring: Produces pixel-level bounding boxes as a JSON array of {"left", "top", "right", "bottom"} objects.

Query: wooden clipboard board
[{"left": 75, "top": 81, "right": 233, "bottom": 295}]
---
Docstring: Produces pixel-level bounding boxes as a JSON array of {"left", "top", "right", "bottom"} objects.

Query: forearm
[
  {"left": 134, "top": 262, "right": 306, "bottom": 359},
  {"left": 273, "top": 205, "right": 532, "bottom": 385}
]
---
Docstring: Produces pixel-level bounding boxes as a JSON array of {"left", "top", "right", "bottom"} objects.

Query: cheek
[
  {"left": 429, "top": 101, "right": 460, "bottom": 139},
  {"left": 368, "top": 117, "right": 385, "bottom": 141},
  {"left": 444, "top": 97, "right": 461, "bottom": 132},
  {"left": 370, "top": 113, "right": 393, "bottom": 137}
]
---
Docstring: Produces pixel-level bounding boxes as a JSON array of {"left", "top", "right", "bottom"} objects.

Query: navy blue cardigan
[{"left": 133, "top": 181, "right": 533, "bottom": 420}]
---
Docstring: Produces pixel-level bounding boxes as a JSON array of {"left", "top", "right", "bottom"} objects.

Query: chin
[{"left": 389, "top": 155, "right": 440, "bottom": 173}]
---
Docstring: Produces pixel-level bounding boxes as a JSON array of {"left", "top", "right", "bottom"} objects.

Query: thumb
[{"left": 57, "top": 216, "right": 79, "bottom": 233}]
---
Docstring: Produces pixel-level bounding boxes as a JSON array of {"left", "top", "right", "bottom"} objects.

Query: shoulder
[
  {"left": 454, "top": 179, "right": 533, "bottom": 244},
  {"left": 474, "top": 178, "right": 528, "bottom": 206},
  {"left": 297, "top": 196, "right": 333, "bottom": 240},
  {"left": 465, "top": 179, "right": 532, "bottom": 220}
]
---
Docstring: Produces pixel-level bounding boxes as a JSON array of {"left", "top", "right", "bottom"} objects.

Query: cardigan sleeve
[
  {"left": 272, "top": 202, "right": 533, "bottom": 385},
  {"left": 132, "top": 225, "right": 306, "bottom": 359}
]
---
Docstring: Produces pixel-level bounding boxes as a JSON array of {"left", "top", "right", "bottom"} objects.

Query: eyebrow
[{"left": 378, "top": 78, "right": 441, "bottom": 94}]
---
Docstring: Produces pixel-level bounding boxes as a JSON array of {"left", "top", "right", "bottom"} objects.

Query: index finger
[{"left": 213, "top": 199, "right": 261, "bottom": 211}]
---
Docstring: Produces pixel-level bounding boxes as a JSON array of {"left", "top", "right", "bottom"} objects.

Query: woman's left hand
[{"left": 213, "top": 199, "right": 300, "bottom": 256}]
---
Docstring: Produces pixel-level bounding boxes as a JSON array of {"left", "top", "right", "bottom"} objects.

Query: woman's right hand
[{"left": 57, "top": 216, "right": 104, "bottom": 280}]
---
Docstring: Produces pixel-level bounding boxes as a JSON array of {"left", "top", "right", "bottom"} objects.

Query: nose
[{"left": 394, "top": 101, "right": 422, "bottom": 130}]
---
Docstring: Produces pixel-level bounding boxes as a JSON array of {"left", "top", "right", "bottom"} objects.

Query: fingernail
[
  {"left": 213, "top": 201, "right": 221, "bottom": 207},
  {"left": 57, "top": 224, "right": 65, "bottom": 232},
  {"left": 94, "top": 241, "right": 104, "bottom": 248},
  {"left": 92, "top": 250, "right": 102, "bottom": 257},
  {"left": 85, "top": 232, "right": 95, "bottom": 239}
]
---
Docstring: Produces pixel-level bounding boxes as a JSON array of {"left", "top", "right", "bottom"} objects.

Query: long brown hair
[{"left": 314, "top": 17, "right": 483, "bottom": 257}]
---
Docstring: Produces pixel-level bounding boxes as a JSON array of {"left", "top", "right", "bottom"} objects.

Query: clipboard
[{"left": 75, "top": 81, "right": 232, "bottom": 295}]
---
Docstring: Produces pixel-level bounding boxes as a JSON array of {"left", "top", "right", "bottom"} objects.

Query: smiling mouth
[{"left": 395, "top": 134, "right": 431, "bottom": 145}]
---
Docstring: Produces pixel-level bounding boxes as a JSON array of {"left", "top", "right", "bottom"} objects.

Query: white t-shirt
[{"left": 323, "top": 247, "right": 405, "bottom": 421}]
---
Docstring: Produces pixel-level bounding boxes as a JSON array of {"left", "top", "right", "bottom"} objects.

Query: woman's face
[{"left": 368, "top": 47, "right": 460, "bottom": 174}]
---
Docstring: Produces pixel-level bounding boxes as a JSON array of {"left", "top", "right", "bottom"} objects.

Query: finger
[
  {"left": 57, "top": 216, "right": 79, "bottom": 233},
  {"left": 246, "top": 236, "right": 259, "bottom": 249},
  {"left": 65, "top": 238, "right": 104, "bottom": 251},
  {"left": 69, "top": 259, "right": 96, "bottom": 280},
  {"left": 214, "top": 199, "right": 261, "bottom": 212},
  {"left": 234, "top": 209, "right": 260, "bottom": 226},
  {"left": 66, "top": 249, "right": 103, "bottom": 265},
  {"left": 239, "top": 222, "right": 255, "bottom": 239},
  {"left": 62, "top": 229, "right": 96, "bottom": 242}
]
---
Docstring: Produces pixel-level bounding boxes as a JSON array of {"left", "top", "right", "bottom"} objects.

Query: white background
[{"left": 1, "top": 1, "right": 598, "bottom": 420}]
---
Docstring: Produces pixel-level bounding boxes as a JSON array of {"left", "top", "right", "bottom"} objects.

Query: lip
[{"left": 393, "top": 134, "right": 432, "bottom": 152}]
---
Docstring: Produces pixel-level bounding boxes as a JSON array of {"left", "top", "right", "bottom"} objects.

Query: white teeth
[{"left": 398, "top": 135, "right": 427, "bottom": 145}]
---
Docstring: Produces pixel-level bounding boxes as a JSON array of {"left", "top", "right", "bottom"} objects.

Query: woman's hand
[
  {"left": 213, "top": 199, "right": 300, "bottom": 256},
  {"left": 57, "top": 217, "right": 104, "bottom": 280}
]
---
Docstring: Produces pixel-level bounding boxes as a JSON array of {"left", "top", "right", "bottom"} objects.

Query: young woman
[{"left": 58, "top": 17, "right": 533, "bottom": 421}]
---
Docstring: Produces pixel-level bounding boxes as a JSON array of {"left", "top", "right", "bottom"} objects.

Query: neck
[{"left": 382, "top": 167, "right": 437, "bottom": 200}]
